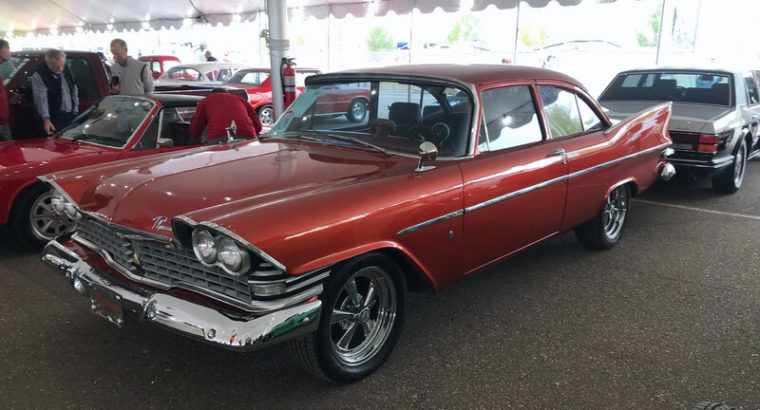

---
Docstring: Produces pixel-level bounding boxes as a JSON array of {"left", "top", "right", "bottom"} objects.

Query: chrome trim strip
[
  {"left": 397, "top": 142, "right": 671, "bottom": 235},
  {"left": 397, "top": 209, "right": 463, "bottom": 236}
]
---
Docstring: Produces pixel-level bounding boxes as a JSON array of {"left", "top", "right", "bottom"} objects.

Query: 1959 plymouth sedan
[
  {"left": 41, "top": 65, "right": 674, "bottom": 383},
  {"left": 1, "top": 94, "right": 210, "bottom": 248},
  {"left": 599, "top": 67, "right": 760, "bottom": 193}
]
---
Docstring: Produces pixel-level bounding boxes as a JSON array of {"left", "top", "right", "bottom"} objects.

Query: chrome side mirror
[
  {"left": 415, "top": 141, "right": 438, "bottom": 172},
  {"left": 157, "top": 137, "right": 174, "bottom": 148}
]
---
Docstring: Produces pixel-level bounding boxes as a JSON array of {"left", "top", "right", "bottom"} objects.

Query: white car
[{"left": 155, "top": 62, "right": 245, "bottom": 86}]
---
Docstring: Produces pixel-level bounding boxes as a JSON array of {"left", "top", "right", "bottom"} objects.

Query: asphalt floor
[{"left": 1, "top": 160, "right": 759, "bottom": 409}]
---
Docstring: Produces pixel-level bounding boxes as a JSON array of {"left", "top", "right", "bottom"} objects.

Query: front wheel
[
  {"left": 10, "top": 184, "right": 75, "bottom": 248},
  {"left": 575, "top": 184, "right": 630, "bottom": 250},
  {"left": 712, "top": 138, "right": 747, "bottom": 194},
  {"left": 346, "top": 99, "right": 368, "bottom": 123},
  {"left": 257, "top": 105, "right": 274, "bottom": 126},
  {"left": 291, "top": 252, "right": 406, "bottom": 383}
]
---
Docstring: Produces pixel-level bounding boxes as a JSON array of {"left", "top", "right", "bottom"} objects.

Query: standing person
[
  {"left": 109, "top": 38, "right": 154, "bottom": 95},
  {"left": 0, "top": 39, "right": 11, "bottom": 140},
  {"left": 31, "top": 49, "right": 79, "bottom": 136},
  {"left": 190, "top": 88, "right": 262, "bottom": 141},
  {"left": 204, "top": 50, "right": 218, "bottom": 62}
]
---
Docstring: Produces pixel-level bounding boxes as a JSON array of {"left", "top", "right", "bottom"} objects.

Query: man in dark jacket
[
  {"left": 190, "top": 88, "right": 262, "bottom": 141},
  {"left": 0, "top": 39, "right": 11, "bottom": 140},
  {"left": 31, "top": 49, "right": 79, "bottom": 136}
]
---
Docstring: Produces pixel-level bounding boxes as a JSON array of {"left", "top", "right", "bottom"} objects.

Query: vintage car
[
  {"left": 599, "top": 67, "right": 760, "bottom": 193},
  {"left": 138, "top": 55, "right": 182, "bottom": 80},
  {"left": 0, "top": 94, "right": 214, "bottom": 247},
  {"left": 41, "top": 65, "right": 673, "bottom": 383},
  {"left": 223, "top": 67, "right": 321, "bottom": 126},
  {"left": 155, "top": 62, "right": 245, "bottom": 86}
]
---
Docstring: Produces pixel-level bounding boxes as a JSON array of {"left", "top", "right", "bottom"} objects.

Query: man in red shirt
[
  {"left": 0, "top": 39, "right": 11, "bottom": 141},
  {"left": 190, "top": 88, "right": 263, "bottom": 141}
]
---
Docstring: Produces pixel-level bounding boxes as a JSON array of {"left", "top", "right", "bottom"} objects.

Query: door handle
[{"left": 547, "top": 148, "right": 567, "bottom": 165}]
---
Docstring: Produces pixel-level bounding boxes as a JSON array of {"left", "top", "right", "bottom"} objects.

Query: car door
[
  {"left": 7, "top": 56, "right": 41, "bottom": 139},
  {"left": 459, "top": 84, "right": 568, "bottom": 274}
]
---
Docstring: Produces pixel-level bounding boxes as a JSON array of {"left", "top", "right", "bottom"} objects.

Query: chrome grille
[
  {"left": 136, "top": 241, "right": 252, "bottom": 302},
  {"left": 75, "top": 217, "right": 252, "bottom": 304},
  {"left": 76, "top": 218, "right": 135, "bottom": 270}
]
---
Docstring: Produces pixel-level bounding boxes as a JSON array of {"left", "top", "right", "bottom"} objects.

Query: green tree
[
  {"left": 367, "top": 27, "right": 394, "bottom": 51},
  {"left": 447, "top": 15, "right": 480, "bottom": 43},
  {"left": 519, "top": 24, "right": 547, "bottom": 48},
  {"left": 636, "top": 7, "right": 661, "bottom": 47}
]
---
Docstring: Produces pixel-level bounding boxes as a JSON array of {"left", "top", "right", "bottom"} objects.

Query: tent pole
[
  {"left": 512, "top": 1, "right": 521, "bottom": 64},
  {"left": 267, "top": 0, "right": 288, "bottom": 121},
  {"left": 655, "top": 0, "right": 666, "bottom": 65}
]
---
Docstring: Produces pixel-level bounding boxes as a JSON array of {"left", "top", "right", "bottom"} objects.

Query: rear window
[{"left": 600, "top": 72, "right": 732, "bottom": 106}]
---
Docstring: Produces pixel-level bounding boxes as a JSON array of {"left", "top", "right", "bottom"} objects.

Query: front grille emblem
[{"left": 152, "top": 216, "right": 173, "bottom": 232}]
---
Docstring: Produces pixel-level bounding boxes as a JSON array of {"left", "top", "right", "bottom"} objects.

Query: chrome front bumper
[{"left": 42, "top": 240, "right": 321, "bottom": 351}]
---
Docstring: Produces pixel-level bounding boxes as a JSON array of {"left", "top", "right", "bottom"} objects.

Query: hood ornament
[{"left": 152, "top": 216, "right": 173, "bottom": 232}]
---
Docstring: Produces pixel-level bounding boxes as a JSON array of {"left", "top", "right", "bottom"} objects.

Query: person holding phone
[{"left": 109, "top": 38, "right": 153, "bottom": 95}]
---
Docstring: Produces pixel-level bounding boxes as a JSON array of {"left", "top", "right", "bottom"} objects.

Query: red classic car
[
  {"left": 223, "top": 67, "right": 322, "bottom": 126},
  {"left": 41, "top": 65, "right": 674, "bottom": 383},
  {"left": 138, "top": 55, "right": 181, "bottom": 80},
  {"left": 0, "top": 94, "right": 211, "bottom": 247}
]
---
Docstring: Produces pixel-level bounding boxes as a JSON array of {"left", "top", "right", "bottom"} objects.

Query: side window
[
  {"left": 481, "top": 85, "right": 542, "bottom": 151},
  {"left": 576, "top": 96, "right": 604, "bottom": 131},
  {"left": 151, "top": 61, "right": 161, "bottom": 75},
  {"left": 134, "top": 114, "right": 160, "bottom": 149},
  {"left": 66, "top": 58, "right": 97, "bottom": 100},
  {"left": 744, "top": 75, "right": 759, "bottom": 105},
  {"left": 539, "top": 86, "right": 584, "bottom": 138}
]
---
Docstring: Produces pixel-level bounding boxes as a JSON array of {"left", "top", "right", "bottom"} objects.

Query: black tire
[
  {"left": 346, "top": 99, "right": 368, "bottom": 123},
  {"left": 10, "top": 184, "right": 75, "bottom": 248},
  {"left": 690, "top": 402, "right": 738, "bottom": 410},
  {"left": 712, "top": 138, "right": 747, "bottom": 194},
  {"left": 575, "top": 184, "right": 630, "bottom": 250},
  {"left": 257, "top": 105, "right": 274, "bottom": 126},
  {"left": 291, "top": 252, "right": 407, "bottom": 383}
]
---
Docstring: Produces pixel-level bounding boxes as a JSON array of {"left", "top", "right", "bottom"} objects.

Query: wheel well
[
  {"left": 624, "top": 180, "right": 639, "bottom": 197},
  {"left": 257, "top": 104, "right": 273, "bottom": 112},
  {"left": 9, "top": 181, "right": 44, "bottom": 219},
  {"left": 329, "top": 248, "right": 434, "bottom": 294}
]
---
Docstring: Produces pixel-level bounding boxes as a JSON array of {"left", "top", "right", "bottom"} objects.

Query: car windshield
[
  {"left": 1, "top": 57, "right": 29, "bottom": 86},
  {"left": 267, "top": 79, "right": 474, "bottom": 157},
  {"left": 225, "top": 70, "right": 268, "bottom": 85},
  {"left": 161, "top": 67, "right": 202, "bottom": 81},
  {"left": 59, "top": 96, "right": 155, "bottom": 147},
  {"left": 600, "top": 72, "right": 732, "bottom": 106}
]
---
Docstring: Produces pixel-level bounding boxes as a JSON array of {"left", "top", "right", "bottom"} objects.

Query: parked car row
[{"left": 27, "top": 64, "right": 675, "bottom": 383}]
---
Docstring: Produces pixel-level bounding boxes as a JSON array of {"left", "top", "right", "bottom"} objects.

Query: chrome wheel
[
  {"left": 601, "top": 185, "right": 628, "bottom": 241},
  {"left": 347, "top": 100, "right": 367, "bottom": 122},
  {"left": 29, "top": 191, "right": 74, "bottom": 242},
  {"left": 329, "top": 266, "right": 397, "bottom": 366},
  {"left": 733, "top": 140, "right": 746, "bottom": 188},
  {"left": 258, "top": 106, "right": 274, "bottom": 126}
]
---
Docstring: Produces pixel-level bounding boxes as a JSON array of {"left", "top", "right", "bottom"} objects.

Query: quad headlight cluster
[
  {"left": 191, "top": 228, "right": 251, "bottom": 276},
  {"left": 50, "top": 189, "right": 82, "bottom": 221}
]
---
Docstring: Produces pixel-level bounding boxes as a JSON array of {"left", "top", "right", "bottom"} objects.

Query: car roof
[
  {"left": 12, "top": 50, "right": 95, "bottom": 58},
  {"left": 615, "top": 67, "right": 743, "bottom": 76},
  {"left": 312, "top": 64, "right": 583, "bottom": 89},
  {"left": 148, "top": 94, "right": 203, "bottom": 107},
  {"left": 138, "top": 55, "right": 181, "bottom": 61},
  {"left": 238, "top": 67, "right": 321, "bottom": 73},
  {"left": 169, "top": 62, "right": 244, "bottom": 71}
]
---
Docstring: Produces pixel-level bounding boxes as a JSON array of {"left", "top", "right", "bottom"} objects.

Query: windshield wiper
[
  {"left": 324, "top": 133, "right": 390, "bottom": 156},
  {"left": 71, "top": 134, "right": 125, "bottom": 145}
]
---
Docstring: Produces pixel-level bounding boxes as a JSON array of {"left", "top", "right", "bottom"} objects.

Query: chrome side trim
[
  {"left": 397, "top": 209, "right": 463, "bottom": 236},
  {"left": 42, "top": 240, "right": 321, "bottom": 351},
  {"left": 397, "top": 142, "right": 671, "bottom": 235}
]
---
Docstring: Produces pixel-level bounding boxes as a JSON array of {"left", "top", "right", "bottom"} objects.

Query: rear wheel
[
  {"left": 291, "top": 252, "right": 406, "bottom": 383},
  {"left": 10, "top": 184, "right": 74, "bottom": 248},
  {"left": 575, "top": 184, "right": 630, "bottom": 250},
  {"left": 346, "top": 99, "right": 368, "bottom": 123},
  {"left": 712, "top": 138, "right": 747, "bottom": 194},
  {"left": 257, "top": 105, "right": 274, "bottom": 126}
]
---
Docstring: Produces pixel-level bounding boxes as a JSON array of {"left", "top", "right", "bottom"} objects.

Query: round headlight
[
  {"left": 51, "top": 190, "right": 66, "bottom": 214},
  {"left": 63, "top": 202, "right": 80, "bottom": 220},
  {"left": 192, "top": 229, "right": 217, "bottom": 264},
  {"left": 217, "top": 237, "right": 248, "bottom": 274}
]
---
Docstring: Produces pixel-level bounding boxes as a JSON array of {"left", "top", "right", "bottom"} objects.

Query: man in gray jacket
[{"left": 109, "top": 38, "right": 154, "bottom": 95}]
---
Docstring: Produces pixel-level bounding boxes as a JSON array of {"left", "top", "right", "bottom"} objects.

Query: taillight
[{"left": 697, "top": 131, "right": 731, "bottom": 153}]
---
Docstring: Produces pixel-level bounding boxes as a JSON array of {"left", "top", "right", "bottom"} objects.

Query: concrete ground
[{"left": 1, "top": 161, "right": 758, "bottom": 409}]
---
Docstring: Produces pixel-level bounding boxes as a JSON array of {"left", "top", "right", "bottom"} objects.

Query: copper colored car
[{"left": 41, "top": 64, "right": 674, "bottom": 383}]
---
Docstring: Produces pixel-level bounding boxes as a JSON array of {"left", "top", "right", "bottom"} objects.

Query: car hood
[
  {"left": 601, "top": 100, "right": 735, "bottom": 133},
  {"left": 49, "top": 138, "right": 420, "bottom": 238},
  {"left": 0, "top": 138, "right": 106, "bottom": 169}
]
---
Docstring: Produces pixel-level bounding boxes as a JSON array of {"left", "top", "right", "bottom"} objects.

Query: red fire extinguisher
[{"left": 282, "top": 57, "right": 296, "bottom": 109}]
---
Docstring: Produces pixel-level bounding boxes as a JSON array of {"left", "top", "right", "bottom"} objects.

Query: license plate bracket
[{"left": 90, "top": 284, "right": 125, "bottom": 327}]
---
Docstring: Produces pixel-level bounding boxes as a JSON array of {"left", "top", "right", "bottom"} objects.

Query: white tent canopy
[{"left": 1, "top": 0, "right": 622, "bottom": 35}]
